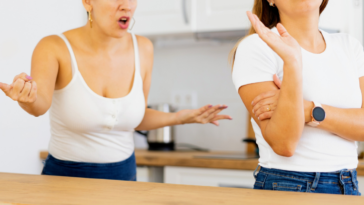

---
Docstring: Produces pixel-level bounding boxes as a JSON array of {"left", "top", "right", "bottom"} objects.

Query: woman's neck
[
  {"left": 279, "top": 12, "right": 326, "bottom": 54},
  {"left": 81, "top": 23, "right": 130, "bottom": 54}
]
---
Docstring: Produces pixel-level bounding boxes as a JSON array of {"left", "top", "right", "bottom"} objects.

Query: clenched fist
[{"left": 0, "top": 73, "right": 37, "bottom": 104}]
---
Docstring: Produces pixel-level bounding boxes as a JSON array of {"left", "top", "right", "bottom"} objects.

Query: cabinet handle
[{"left": 182, "top": 0, "right": 189, "bottom": 25}]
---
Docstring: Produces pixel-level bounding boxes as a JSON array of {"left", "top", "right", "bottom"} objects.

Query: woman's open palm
[{"left": 247, "top": 11, "right": 302, "bottom": 64}]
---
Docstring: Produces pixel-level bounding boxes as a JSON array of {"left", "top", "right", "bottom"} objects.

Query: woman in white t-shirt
[{"left": 231, "top": 0, "right": 363, "bottom": 195}]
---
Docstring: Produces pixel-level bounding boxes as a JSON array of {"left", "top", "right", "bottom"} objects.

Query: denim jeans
[
  {"left": 253, "top": 166, "right": 361, "bottom": 196},
  {"left": 42, "top": 153, "right": 137, "bottom": 181}
]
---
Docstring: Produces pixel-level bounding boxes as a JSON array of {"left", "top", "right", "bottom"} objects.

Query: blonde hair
[{"left": 229, "top": 0, "right": 329, "bottom": 68}]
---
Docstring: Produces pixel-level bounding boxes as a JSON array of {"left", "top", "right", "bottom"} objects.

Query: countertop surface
[
  {"left": 40, "top": 150, "right": 364, "bottom": 175},
  {"left": 1, "top": 172, "right": 364, "bottom": 205}
]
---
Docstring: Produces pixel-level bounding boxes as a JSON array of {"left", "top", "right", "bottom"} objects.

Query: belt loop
[
  {"left": 253, "top": 165, "right": 261, "bottom": 179},
  {"left": 350, "top": 170, "right": 357, "bottom": 191},
  {"left": 339, "top": 169, "right": 346, "bottom": 195},
  {"left": 311, "top": 172, "right": 320, "bottom": 191}
]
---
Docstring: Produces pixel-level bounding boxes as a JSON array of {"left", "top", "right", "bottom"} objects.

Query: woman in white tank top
[{"left": 0, "top": 0, "right": 231, "bottom": 181}]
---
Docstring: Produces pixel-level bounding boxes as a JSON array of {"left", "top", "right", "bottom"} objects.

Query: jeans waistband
[
  {"left": 253, "top": 165, "right": 358, "bottom": 191},
  {"left": 47, "top": 153, "right": 135, "bottom": 168}
]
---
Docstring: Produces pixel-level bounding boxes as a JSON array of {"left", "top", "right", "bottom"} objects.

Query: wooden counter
[
  {"left": 40, "top": 150, "right": 260, "bottom": 170},
  {"left": 40, "top": 150, "right": 364, "bottom": 175},
  {"left": 1, "top": 172, "right": 363, "bottom": 205}
]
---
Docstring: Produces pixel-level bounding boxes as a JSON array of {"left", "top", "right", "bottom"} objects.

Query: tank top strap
[
  {"left": 57, "top": 34, "right": 79, "bottom": 76},
  {"left": 131, "top": 33, "right": 141, "bottom": 75}
]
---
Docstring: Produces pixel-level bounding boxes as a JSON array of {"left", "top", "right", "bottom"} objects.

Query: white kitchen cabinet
[
  {"left": 195, "top": 0, "right": 254, "bottom": 32},
  {"left": 164, "top": 166, "right": 255, "bottom": 188},
  {"left": 137, "top": 166, "right": 164, "bottom": 183},
  {"left": 133, "top": 0, "right": 192, "bottom": 35},
  {"left": 358, "top": 176, "right": 364, "bottom": 196},
  {"left": 133, "top": 0, "right": 254, "bottom": 35}
]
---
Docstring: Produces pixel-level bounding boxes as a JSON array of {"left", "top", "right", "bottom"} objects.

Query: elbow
[
  {"left": 270, "top": 141, "right": 297, "bottom": 157},
  {"left": 29, "top": 110, "right": 47, "bottom": 117}
]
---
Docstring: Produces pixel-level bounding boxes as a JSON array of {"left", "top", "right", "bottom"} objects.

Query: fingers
[
  {"left": 276, "top": 23, "right": 290, "bottom": 38},
  {"left": 28, "top": 81, "right": 38, "bottom": 102},
  {"left": 273, "top": 74, "right": 282, "bottom": 89},
  {"left": 211, "top": 121, "right": 219, "bottom": 126},
  {"left": 251, "top": 90, "right": 278, "bottom": 107},
  {"left": 210, "top": 115, "right": 233, "bottom": 122},
  {"left": 257, "top": 111, "right": 274, "bottom": 121},
  {"left": 0, "top": 82, "right": 12, "bottom": 95},
  {"left": 197, "top": 104, "right": 213, "bottom": 115},
  {"left": 254, "top": 103, "right": 276, "bottom": 120},
  {"left": 13, "top": 73, "right": 32, "bottom": 84},
  {"left": 18, "top": 82, "right": 32, "bottom": 102},
  {"left": 200, "top": 105, "right": 226, "bottom": 122},
  {"left": 9, "top": 79, "right": 25, "bottom": 100},
  {"left": 197, "top": 104, "right": 230, "bottom": 124}
]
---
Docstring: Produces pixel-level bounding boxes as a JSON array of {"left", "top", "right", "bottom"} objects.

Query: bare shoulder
[
  {"left": 135, "top": 35, "right": 154, "bottom": 55},
  {"left": 135, "top": 35, "right": 154, "bottom": 73},
  {"left": 33, "top": 35, "right": 68, "bottom": 57}
]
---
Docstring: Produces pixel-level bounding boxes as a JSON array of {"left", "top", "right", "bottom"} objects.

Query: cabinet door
[
  {"left": 195, "top": 0, "right": 254, "bottom": 32},
  {"left": 164, "top": 166, "right": 255, "bottom": 188},
  {"left": 133, "top": 0, "right": 192, "bottom": 35}
]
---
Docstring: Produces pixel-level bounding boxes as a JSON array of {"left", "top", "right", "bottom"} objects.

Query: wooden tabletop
[
  {"left": 1, "top": 172, "right": 363, "bottom": 205},
  {"left": 40, "top": 150, "right": 364, "bottom": 175}
]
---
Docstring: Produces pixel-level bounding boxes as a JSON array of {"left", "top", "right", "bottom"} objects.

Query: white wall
[
  {"left": 0, "top": 1, "right": 86, "bottom": 174},
  {"left": 141, "top": 39, "right": 248, "bottom": 152}
]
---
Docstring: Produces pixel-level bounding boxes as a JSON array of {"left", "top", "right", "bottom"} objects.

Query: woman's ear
[{"left": 82, "top": 0, "right": 93, "bottom": 12}]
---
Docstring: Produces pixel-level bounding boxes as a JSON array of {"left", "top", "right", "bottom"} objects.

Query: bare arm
[
  {"left": 0, "top": 36, "right": 61, "bottom": 117},
  {"left": 135, "top": 36, "right": 231, "bottom": 131},
  {"left": 237, "top": 12, "right": 305, "bottom": 157},
  {"left": 253, "top": 77, "right": 364, "bottom": 142},
  {"left": 306, "top": 77, "right": 364, "bottom": 141}
]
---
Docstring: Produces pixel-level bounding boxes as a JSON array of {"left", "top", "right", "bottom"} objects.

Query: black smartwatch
[{"left": 308, "top": 101, "right": 326, "bottom": 127}]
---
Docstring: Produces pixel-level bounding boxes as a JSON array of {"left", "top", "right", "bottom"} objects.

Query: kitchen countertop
[
  {"left": 39, "top": 150, "right": 364, "bottom": 176},
  {"left": 1, "top": 172, "right": 363, "bottom": 205}
]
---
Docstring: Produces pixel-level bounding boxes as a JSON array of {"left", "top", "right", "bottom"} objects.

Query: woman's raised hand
[
  {"left": 0, "top": 73, "right": 37, "bottom": 104},
  {"left": 175, "top": 104, "right": 232, "bottom": 126},
  {"left": 247, "top": 11, "right": 302, "bottom": 64}
]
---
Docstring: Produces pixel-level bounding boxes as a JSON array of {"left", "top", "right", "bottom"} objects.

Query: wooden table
[
  {"left": 0, "top": 172, "right": 363, "bottom": 205},
  {"left": 40, "top": 150, "right": 364, "bottom": 175}
]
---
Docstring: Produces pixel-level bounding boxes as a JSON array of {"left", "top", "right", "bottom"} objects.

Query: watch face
[{"left": 313, "top": 107, "right": 325, "bottom": 122}]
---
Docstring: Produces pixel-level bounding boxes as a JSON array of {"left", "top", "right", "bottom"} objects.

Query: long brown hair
[{"left": 229, "top": 0, "right": 329, "bottom": 68}]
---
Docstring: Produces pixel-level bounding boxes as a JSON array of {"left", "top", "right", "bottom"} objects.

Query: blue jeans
[
  {"left": 253, "top": 166, "right": 361, "bottom": 196},
  {"left": 42, "top": 153, "right": 137, "bottom": 181}
]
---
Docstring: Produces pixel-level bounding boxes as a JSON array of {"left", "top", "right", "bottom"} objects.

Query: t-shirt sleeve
[{"left": 232, "top": 34, "right": 278, "bottom": 92}]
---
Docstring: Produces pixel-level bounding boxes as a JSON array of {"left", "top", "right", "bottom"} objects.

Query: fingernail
[
  {"left": 208, "top": 105, "right": 213, "bottom": 108},
  {"left": 229, "top": 118, "right": 233, "bottom": 120},
  {"left": 26, "top": 76, "right": 33, "bottom": 80},
  {"left": 251, "top": 101, "right": 254, "bottom": 105},
  {"left": 252, "top": 109, "right": 254, "bottom": 114},
  {"left": 258, "top": 117, "right": 260, "bottom": 120}
]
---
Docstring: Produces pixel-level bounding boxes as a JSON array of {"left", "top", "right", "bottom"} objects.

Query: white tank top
[{"left": 48, "top": 33, "right": 146, "bottom": 163}]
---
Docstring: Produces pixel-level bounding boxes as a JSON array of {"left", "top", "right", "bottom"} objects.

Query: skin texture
[{"left": 0, "top": 0, "right": 232, "bottom": 131}]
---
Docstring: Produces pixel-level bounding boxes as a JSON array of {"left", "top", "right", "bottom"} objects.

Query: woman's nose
[{"left": 120, "top": 0, "right": 132, "bottom": 11}]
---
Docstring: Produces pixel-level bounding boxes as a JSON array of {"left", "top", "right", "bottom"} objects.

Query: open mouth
[{"left": 118, "top": 16, "right": 130, "bottom": 28}]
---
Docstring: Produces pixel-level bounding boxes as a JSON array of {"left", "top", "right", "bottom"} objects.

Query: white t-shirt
[{"left": 232, "top": 28, "right": 364, "bottom": 172}]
